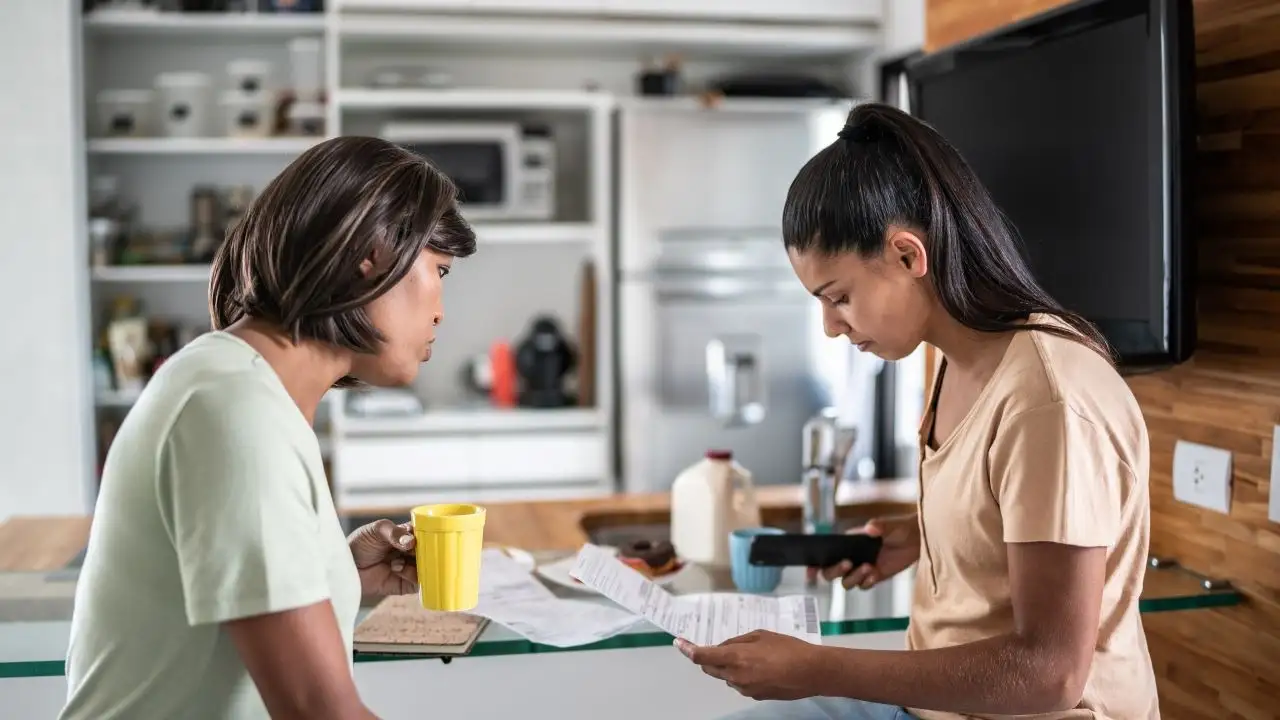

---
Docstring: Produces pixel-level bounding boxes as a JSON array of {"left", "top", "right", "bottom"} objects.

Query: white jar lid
[
  {"left": 97, "top": 89, "right": 153, "bottom": 103},
  {"left": 227, "top": 59, "right": 272, "bottom": 76},
  {"left": 221, "top": 91, "right": 272, "bottom": 108},
  {"left": 288, "top": 101, "right": 326, "bottom": 119},
  {"left": 155, "top": 72, "right": 211, "bottom": 88}
]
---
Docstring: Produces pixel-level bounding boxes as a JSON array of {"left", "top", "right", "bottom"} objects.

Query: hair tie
[{"left": 837, "top": 123, "right": 881, "bottom": 144}]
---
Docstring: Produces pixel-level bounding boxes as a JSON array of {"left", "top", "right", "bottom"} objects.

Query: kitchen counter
[
  {"left": 0, "top": 481, "right": 1244, "bottom": 719},
  {"left": 0, "top": 479, "right": 923, "bottom": 572}
]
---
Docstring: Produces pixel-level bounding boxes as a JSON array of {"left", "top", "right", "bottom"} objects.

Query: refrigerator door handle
[
  {"left": 706, "top": 336, "right": 766, "bottom": 427},
  {"left": 650, "top": 275, "right": 802, "bottom": 301}
]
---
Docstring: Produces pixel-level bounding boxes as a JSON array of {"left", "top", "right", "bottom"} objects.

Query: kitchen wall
[
  {"left": 0, "top": 0, "right": 94, "bottom": 522},
  {"left": 925, "top": 0, "right": 1280, "bottom": 716}
]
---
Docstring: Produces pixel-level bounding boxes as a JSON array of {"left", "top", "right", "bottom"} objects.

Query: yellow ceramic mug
[{"left": 412, "top": 503, "right": 487, "bottom": 612}]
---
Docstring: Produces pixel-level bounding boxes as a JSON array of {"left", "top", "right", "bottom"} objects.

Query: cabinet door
[
  {"left": 603, "top": 0, "right": 877, "bottom": 22},
  {"left": 473, "top": 0, "right": 602, "bottom": 10},
  {"left": 338, "top": 0, "right": 474, "bottom": 9}
]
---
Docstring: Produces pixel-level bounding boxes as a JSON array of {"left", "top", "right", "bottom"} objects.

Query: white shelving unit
[
  {"left": 76, "top": 0, "right": 885, "bottom": 512},
  {"left": 87, "top": 137, "right": 325, "bottom": 155},
  {"left": 336, "top": 87, "right": 614, "bottom": 112},
  {"left": 90, "top": 264, "right": 212, "bottom": 283},
  {"left": 84, "top": 9, "right": 328, "bottom": 35}
]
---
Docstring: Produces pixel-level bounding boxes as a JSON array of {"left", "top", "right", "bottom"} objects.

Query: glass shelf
[{"left": 0, "top": 554, "right": 1240, "bottom": 678}]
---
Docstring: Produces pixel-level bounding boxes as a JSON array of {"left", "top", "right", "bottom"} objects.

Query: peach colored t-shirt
[{"left": 906, "top": 317, "right": 1159, "bottom": 720}]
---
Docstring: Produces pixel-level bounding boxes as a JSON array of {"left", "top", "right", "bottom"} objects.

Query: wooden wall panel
[{"left": 925, "top": 0, "right": 1280, "bottom": 717}]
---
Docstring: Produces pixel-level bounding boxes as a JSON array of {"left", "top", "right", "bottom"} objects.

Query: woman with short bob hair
[{"left": 62, "top": 136, "right": 477, "bottom": 720}]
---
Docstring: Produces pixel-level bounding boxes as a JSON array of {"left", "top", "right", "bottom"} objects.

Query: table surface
[
  {"left": 0, "top": 549, "right": 1243, "bottom": 678},
  {"left": 0, "top": 481, "right": 1244, "bottom": 677}
]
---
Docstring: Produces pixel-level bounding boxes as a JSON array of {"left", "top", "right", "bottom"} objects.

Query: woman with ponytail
[
  {"left": 63, "top": 137, "right": 476, "bottom": 720},
  {"left": 680, "top": 103, "right": 1158, "bottom": 720}
]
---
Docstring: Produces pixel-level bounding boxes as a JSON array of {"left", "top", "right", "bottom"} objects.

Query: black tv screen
[{"left": 907, "top": 0, "right": 1197, "bottom": 367}]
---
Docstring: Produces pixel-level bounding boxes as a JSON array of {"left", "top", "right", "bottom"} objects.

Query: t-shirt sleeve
[
  {"left": 988, "top": 401, "right": 1125, "bottom": 548},
  {"left": 157, "top": 382, "right": 332, "bottom": 626}
]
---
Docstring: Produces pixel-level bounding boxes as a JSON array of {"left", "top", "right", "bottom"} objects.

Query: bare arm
[
  {"left": 811, "top": 541, "right": 1105, "bottom": 715},
  {"left": 226, "top": 601, "right": 379, "bottom": 720}
]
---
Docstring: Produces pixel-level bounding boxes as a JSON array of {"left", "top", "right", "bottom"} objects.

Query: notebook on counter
[{"left": 353, "top": 594, "right": 490, "bottom": 658}]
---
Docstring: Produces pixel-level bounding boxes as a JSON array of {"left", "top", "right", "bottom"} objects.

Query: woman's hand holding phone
[{"left": 816, "top": 514, "right": 922, "bottom": 590}]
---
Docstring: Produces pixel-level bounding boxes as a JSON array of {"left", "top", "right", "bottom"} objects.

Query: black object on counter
[
  {"left": 514, "top": 315, "right": 576, "bottom": 408},
  {"left": 708, "top": 73, "right": 846, "bottom": 99}
]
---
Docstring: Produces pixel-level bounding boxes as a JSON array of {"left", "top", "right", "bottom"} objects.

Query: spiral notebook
[{"left": 353, "top": 594, "right": 490, "bottom": 657}]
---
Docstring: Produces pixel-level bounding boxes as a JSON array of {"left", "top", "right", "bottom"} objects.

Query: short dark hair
[
  {"left": 209, "top": 135, "right": 477, "bottom": 377},
  {"left": 783, "top": 102, "right": 1111, "bottom": 362}
]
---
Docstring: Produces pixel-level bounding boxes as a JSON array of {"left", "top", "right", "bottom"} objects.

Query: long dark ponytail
[{"left": 782, "top": 102, "right": 1112, "bottom": 362}]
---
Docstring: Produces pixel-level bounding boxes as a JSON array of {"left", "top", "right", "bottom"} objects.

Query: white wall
[
  {"left": 0, "top": 0, "right": 93, "bottom": 521},
  {"left": 884, "top": 0, "right": 926, "bottom": 55}
]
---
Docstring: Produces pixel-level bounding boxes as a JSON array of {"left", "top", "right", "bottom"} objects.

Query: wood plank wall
[{"left": 924, "top": 0, "right": 1280, "bottom": 717}]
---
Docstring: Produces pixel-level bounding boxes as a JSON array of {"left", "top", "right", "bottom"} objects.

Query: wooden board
[
  {"left": 925, "top": 0, "right": 1280, "bottom": 717},
  {"left": 354, "top": 594, "right": 487, "bottom": 655}
]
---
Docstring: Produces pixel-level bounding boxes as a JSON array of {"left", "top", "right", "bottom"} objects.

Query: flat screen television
[{"left": 906, "top": 0, "right": 1197, "bottom": 368}]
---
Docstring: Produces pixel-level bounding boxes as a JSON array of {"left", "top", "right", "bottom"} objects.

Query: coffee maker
[{"left": 514, "top": 315, "right": 576, "bottom": 408}]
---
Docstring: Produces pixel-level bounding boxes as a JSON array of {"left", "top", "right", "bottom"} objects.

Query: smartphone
[{"left": 747, "top": 532, "right": 883, "bottom": 569}]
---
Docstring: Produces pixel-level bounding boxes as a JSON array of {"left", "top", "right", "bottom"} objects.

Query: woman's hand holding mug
[{"left": 348, "top": 519, "right": 419, "bottom": 596}]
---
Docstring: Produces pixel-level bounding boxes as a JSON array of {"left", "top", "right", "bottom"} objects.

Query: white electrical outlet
[
  {"left": 1172, "top": 440, "right": 1233, "bottom": 514},
  {"left": 1269, "top": 426, "right": 1280, "bottom": 524}
]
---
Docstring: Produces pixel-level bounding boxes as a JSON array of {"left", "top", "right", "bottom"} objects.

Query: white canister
[
  {"left": 221, "top": 92, "right": 273, "bottom": 138},
  {"left": 95, "top": 89, "right": 153, "bottom": 137},
  {"left": 155, "top": 72, "right": 212, "bottom": 138},
  {"left": 287, "top": 100, "right": 326, "bottom": 137},
  {"left": 288, "top": 37, "right": 324, "bottom": 103},
  {"left": 226, "top": 59, "right": 273, "bottom": 102}
]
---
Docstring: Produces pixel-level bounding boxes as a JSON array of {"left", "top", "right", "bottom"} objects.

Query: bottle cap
[{"left": 705, "top": 450, "right": 732, "bottom": 460}]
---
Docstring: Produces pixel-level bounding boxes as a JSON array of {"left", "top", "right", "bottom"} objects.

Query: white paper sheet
[
  {"left": 569, "top": 543, "right": 823, "bottom": 647},
  {"left": 471, "top": 549, "right": 642, "bottom": 648}
]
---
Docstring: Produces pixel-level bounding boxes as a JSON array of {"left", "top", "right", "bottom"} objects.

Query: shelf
[
  {"left": 336, "top": 88, "right": 613, "bottom": 112},
  {"left": 84, "top": 10, "right": 327, "bottom": 36},
  {"left": 471, "top": 222, "right": 598, "bottom": 244},
  {"left": 337, "top": 12, "right": 879, "bottom": 57},
  {"left": 617, "top": 96, "right": 861, "bottom": 115},
  {"left": 91, "top": 265, "right": 211, "bottom": 283},
  {"left": 337, "top": 407, "right": 605, "bottom": 436},
  {"left": 87, "top": 137, "right": 325, "bottom": 155}
]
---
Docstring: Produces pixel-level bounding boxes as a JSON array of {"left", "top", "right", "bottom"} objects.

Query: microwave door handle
[{"left": 654, "top": 276, "right": 801, "bottom": 301}]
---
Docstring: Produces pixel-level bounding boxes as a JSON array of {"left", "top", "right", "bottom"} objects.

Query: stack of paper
[
  {"left": 471, "top": 549, "right": 642, "bottom": 647},
  {"left": 570, "top": 543, "right": 823, "bottom": 647},
  {"left": 472, "top": 545, "right": 823, "bottom": 649}
]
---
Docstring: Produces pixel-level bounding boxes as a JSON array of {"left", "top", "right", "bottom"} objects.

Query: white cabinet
[
  {"left": 339, "top": 0, "right": 603, "bottom": 9},
  {"left": 339, "top": 0, "right": 880, "bottom": 22},
  {"left": 601, "top": 0, "right": 880, "bottom": 23},
  {"left": 335, "top": 432, "right": 607, "bottom": 490},
  {"left": 474, "top": 0, "right": 603, "bottom": 10},
  {"left": 338, "top": 0, "right": 474, "bottom": 9}
]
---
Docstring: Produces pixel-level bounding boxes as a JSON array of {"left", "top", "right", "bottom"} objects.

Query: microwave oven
[{"left": 379, "top": 121, "right": 556, "bottom": 222}]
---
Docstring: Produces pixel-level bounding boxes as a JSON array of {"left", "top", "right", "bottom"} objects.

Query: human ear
[{"left": 886, "top": 229, "right": 928, "bottom": 279}]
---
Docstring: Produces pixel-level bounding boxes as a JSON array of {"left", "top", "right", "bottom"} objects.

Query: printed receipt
[
  {"left": 569, "top": 544, "right": 823, "bottom": 647},
  {"left": 471, "top": 549, "right": 641, "bottom": 648}
]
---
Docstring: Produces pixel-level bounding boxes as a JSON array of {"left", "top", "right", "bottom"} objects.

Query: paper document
[
  {"left": 471, "top": 549, "right": 641, "bottom": 648},
  {"left": 570, "top": 543, "right": 823, "bottom": 647}
]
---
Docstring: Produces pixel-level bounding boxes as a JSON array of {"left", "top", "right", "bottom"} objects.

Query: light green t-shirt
[{"left": 61, "top": 332, "right": 362, "bottom": 720}]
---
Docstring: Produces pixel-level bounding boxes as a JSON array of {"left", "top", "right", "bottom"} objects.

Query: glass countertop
[{"left": 0, "top": 554, "right": 1241, "bottom": 678}]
